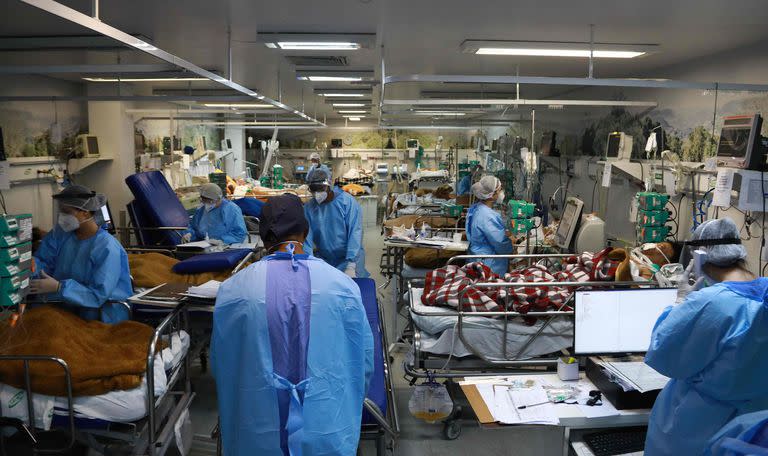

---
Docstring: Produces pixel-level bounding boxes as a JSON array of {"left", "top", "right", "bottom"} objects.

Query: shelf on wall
[{"left": 69, "top": 157, "right": 113, "bottom": 174}]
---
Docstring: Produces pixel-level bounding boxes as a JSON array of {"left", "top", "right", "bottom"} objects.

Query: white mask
[
  {"left": 496, "top": 191, "right": 505, "bottom": 205},
  {"left": 58, "top": 213, "right": 81, "bottom": 232},
  {"left": 313, "top": 191, "right": 328, "bottom": 204}
]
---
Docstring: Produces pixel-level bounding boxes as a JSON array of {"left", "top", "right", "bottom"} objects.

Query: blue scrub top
[
  {"left": 457, "top": 174, "right": 471, "bottom": 196},
  {"left": 645, "top": 278, "right": 768, "bottom": 456},
  {"left": 32, "top": 227, "right": 132, "bottom": 323},
  {"left": 305, "top": 164, "right": 332, "bottom": 183},
  {"left": 304, "top": 188, "right": 369, "bottom": 278},
  {"left": 185, "top": 199, "right": 247, "bottom": 244},
  {"left": 466, "top": 202, "right": 513, "bottom": 275}
]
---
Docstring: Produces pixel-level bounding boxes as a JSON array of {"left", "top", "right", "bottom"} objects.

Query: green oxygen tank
[{"left": 272, "top": 164, "right": 284, "bottom": 189}]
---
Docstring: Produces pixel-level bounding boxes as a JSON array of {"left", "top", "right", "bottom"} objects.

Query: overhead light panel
[
  {"left": 303, "top": 76, "right": 362, "bottom": 82},
  {"left": 414, "top": 111, "right": 466, "bottom": 116},
  {"left": 348, "top": 117, "right": 361, "bottom": 121},
  {"left": 333, "top": 103, "right": 366, "bottom": 107},
  {"left": 258, "top": 33, "right": 375, "bottom": 50},
  {"left": 319, "top": 93, "right": 366, "bottom": 97},
  {"left": 338, "top": 110, "right": 367, "bottom": 113},
  {"left": 203, "top": 103, "right": 275, "bottom": 108},
  {"left": 296, "top": 70, "right": 374, "bottom": 82},
  {"left": 83, "top": 76, "right": 208, "bottom": 82},
  {"left": 460, "top": 40, "right": 658, "bottom": 58}
]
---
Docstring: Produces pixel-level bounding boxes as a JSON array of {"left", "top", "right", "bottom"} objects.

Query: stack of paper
[
  {"left": 474, "top": 383, "right": 559, "bottom": 425},
  {"left": 599, "top": 360, "right": 669, "bottom": 393},
  {"left": 185, "top": 280, "right": 221, "bottom": 299}
]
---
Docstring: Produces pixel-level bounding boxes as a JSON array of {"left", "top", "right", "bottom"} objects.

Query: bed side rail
[{"left": 0, "top": 356, "right": 75, "bottom": 454}]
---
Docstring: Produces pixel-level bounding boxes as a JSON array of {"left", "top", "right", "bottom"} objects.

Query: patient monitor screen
[{"left": 574, "top": 288, "right": 677, "bottom": 354}]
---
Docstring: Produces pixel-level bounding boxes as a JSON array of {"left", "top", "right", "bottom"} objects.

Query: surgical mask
[
  {"left": 204, "top": 203, "right": 215, "bottom": 212},
  {"left": 496, "top": 191, "right": 505, "bottom": 204},
  {"left": 58, "top": 213, "right": 81, "bottom": 232},
  {"left": 314, "top": 191, "right": 328, "bottom": 204}
]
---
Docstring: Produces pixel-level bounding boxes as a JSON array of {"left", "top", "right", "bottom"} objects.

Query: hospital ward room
[{"left": 1, "top": 1, "right": 768, "bottom": 455}]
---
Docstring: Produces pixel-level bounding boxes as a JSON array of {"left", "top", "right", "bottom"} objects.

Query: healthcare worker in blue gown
[
  {"left": 211, "top": 194, "right": 374, "bottom": 456},
  {"left": 29, "top": 185, "right": 132, "bottom": 323},
  {"left": 303, "top": 169, "right": 369, "bottom": 278},
  {"left": 709, "top": 410, "right": 768, "bottom": 455},
  {"left": 466, "top": 175, "right": 513, "bottom": 275},
  {"left": 305, "top": 152, "right": 332, "bottom": 183},
  {"left": 644, "top": 218, "right": 768, "bottom": 456},
  {"left": 457, "top": 164, "right": 482, "bottom": 196},
  {"left": 182, "top": 183, "right": 247, "bottom": 245}
]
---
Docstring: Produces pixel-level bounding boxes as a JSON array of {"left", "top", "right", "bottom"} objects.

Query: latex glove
[
  {"left": 676, "top": 261, "right": 704, "bottom": 304},
  {"left": 344, "top": 263, "right": 357, "bottom": 278},
  {"left": 181, "top": 233, "right": 192, "bottom": 243},
  {"left": 29, "top": 271, "right": 60, "bottom": 295},
  {"left": 208, "top": 238, "right": 224, "bottom": 246}
]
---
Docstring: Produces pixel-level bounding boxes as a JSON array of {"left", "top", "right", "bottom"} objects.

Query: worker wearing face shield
[
  {"left": 305, "top": 152, "right": 332, "bottom": 183},
  {"left": 644, "top": 218, "right": 768, "bottom": 456},
  {"left": 182, "top": 183, "right": 247, "bottom": 245},
  {"left": 211, "top": 194, "right": 373, "bottom": 456},
  {"left": 303, "top": 169, "right": 369, "bottom": 278},
  {"left": 29, "top": 185, "right": 132, "bottom": 323},
  {"left": 466, "top": 175, "right": 513, "bottom": 275}
]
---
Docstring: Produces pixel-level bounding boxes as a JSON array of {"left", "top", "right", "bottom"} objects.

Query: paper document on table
[
  {"left": 604, "top": 361, "right": 669, "bottom": 393},
  {"left": 185, "top": 280, "right": 221, "bottom": 298},
  {"left": 492, "top": 385, "right": 559, "bottom": 425},
  {"left": 177, "top": 240, "right": 212, "bottom": 249}
]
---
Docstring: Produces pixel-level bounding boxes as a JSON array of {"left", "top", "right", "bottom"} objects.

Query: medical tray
[
  {"left": 0, "top": 242, "right": 32, "bottom": 264},
  {"left": 0, "top": 269, "right": 30, "bottom": 293},
  {"left": 586, "top": 357, "right": 660, "bottom": 410}
]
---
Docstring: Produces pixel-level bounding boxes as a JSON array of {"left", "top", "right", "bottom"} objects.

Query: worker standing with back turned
[
  {"left": 644, "top": 218, "right": 768, "bottom": 456},
  {"left": 211, "top": 194, "right": 373, "bottom": 456},
  {"left": 465, "top": 175, "right": 513, "bottom": 275},
  {"left": 304, "top": 169, "right": 369, "bottom": 278}
]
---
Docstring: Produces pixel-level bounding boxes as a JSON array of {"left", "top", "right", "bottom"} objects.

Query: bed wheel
[{"left": 443, "top": 420, "right": 461, "bottom": 440}]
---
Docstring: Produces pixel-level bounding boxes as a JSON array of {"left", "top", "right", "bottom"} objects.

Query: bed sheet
[
  {"left": 0, "top": 331, "right": 190, "bottom": 429},
  {"left": 410, "top": 289, "right": 572, "bottom": 360}
]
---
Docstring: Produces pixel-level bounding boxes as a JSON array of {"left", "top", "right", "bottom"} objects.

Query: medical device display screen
[
  {"left": 98, "top": 204, "right": 115, "bottom": 234},
  {"left": 574, "top": 288, "right": 677, "bottom": 354},
  {"left": 555, "top": 198, "right": 582, "bottom": 248},
  {"left": 606, "top": 133, "right": 621, "bottom": 158}
]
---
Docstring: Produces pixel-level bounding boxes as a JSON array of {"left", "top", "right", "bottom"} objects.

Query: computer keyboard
[{"left": 583, "top": 427, "right": 647, "bottom": 456}]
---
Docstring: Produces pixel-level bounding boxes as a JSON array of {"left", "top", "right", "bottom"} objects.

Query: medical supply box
[{"left": 585, "top": 357, "right": 661, "bottom": 410}]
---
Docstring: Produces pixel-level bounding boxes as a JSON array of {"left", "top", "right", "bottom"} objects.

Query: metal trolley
[
  {"left": 403, "top": 253, "right": 659, "bottom": 439},
  {"left": 0, "top": 304, "right": 193, "bottom": 455}
]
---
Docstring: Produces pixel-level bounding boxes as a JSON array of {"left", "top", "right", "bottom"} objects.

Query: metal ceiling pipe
[
  {"left": 0, "top": 95, "right": 271, "bottom": 102},
  {"left": 18, "top": 0, "right": 325, "bottom": 126},
  {"left": 383, "top": 99, "right": 658, "bottom": 107}
]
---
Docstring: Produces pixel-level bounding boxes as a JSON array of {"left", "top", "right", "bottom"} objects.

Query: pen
[{"left": 518, "top": 401, "right": 555, "bottom": 409}]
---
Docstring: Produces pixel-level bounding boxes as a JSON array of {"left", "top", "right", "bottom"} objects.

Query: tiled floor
[{"left": 187, "top": 228, "right": 565, "bottom": 455}]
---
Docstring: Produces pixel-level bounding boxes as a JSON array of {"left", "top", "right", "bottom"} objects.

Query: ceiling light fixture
[
  {"left": 275, "top": 42, "right": 360, "bottom": 50},
  {"left": 319, "top": 93, "right": 366, "bottom": 97},
  {"left": 296, "top": 70, "right": 374, "bottom": 82},
  {"left": 338, "top": 110, "right": 367, "bottom": 113},
  {"left": 333, "top": 103, "right": 366, "bottom": 107},
  {"left": 460, "top": 40, "right": 658, "bottom": 58},
  {"left": 300, "top": 76, "right": 362, "bottom": 82},
  {"left": 83, "top": 77, "right": 208, "bottom": 82},
  {"left": 258, "top": 33, "right": 375, "bottom": 50},
  {"left": 343, "top": 115, "right": 365, "bottom": 118},
  {"left": 203, "top": 103, "right": 275, "bottom": 108},
  {"left": 348, "top": 117, "right": 361, "bottom": 121},
  {"left": 414, "top": 111, "right": 467, "bottom": 116}
]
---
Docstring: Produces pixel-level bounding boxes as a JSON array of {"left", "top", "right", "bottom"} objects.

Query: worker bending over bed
[
  {"left": 644, "top": 218, "right": 768, "bottom": 456},
  {"left": 466, "top": 175, "right": 513, "bottom": 275},
  {"left": 29, "top": 185, "right": 132, "bottom": 323},
  {"left": 304, "top": 169, "right": 369, "bottom": 277},
  {"left": 211, "top": 193, "right": 373, "bottom": 456},
  {"left": 305, "top": 151, "right": 332, "bottom": 183},
  {"left": 182, "top": 183, "right": 247, "bottom": 245}
]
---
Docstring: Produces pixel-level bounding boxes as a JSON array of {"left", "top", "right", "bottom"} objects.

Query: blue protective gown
[
  {"left": 185, "top": 199, "right": 247, "bottom": 244},
  {"left": 211, "top": 251, "right": 374, "bottom": 456},
  {"left": 32, "top": 227, "right": 132, "bottom": 323},
  {"left": 709, "top": 410, "right": 768, "bottom": 455},
  {"left": 457, "top": 174, "right": 471, "bottom": 196},
  {"left": 466, "top": 202, "right": 513, "bottom": 275},
  {"left": 304, "top": 188, "right": 369, "bottom": 278},
  {"left": 305, "top": 164, "right": 332, "bottom": 183},
  {"left": 644, "top": 278, "right": 768, "bottom": 456}
]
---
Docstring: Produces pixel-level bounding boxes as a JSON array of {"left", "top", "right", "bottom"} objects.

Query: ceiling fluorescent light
[
  {"left": 476, "top": 48, "right": 644, "bottom": 58},
  {"left": 343, "top": 115, "right": 365, "bottom": 118},
  {"left": 203, "top": 103, "right": 275, "bottom": 108},
  {"left": 83, "top": 77, "right": 208, "bottom": 82},
  {"left": 302, "top": 76, "right": 362, "bottom": 82},
  {"left": 460, "top": 40, "right": 657, "bottom": 59},
  {"left": 338, "top": 110, "right": 367, "bottom": 113},
  {"left": 319, "top": 93, "right": 366, "bottom": 97},
  {"left": 296, "top": 70, "right": 374, "bottom": 82},
  {"left": 333, "top": 103, "right": 365, "bottom": 107},
  {"left": 277, "top": 42, "right": 360, "bottom": 50},
  {"left": 414, "top": 111, "right": 466, "bottom": 116},
  {"left": 348, "top": 117, "right": 361, "bottom": 121}
]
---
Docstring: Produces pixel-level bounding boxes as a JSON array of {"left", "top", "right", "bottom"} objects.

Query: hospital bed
[{"left": 0, "top": 304, "right": 193, "bottom": 456}]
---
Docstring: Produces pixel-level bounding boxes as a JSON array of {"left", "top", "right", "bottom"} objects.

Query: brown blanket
[
  {"left": 129, "top": 252, "right": 231, "bottom": 288},
  {"left": 0, "top": 306, "right": 158, "bottom": 397}
]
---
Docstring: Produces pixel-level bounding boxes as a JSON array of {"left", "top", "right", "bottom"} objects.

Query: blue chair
[{"left": 125, "top": 171, "right": 189, "bottom": 246}]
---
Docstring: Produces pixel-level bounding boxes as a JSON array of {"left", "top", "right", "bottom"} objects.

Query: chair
[{"left": 125, "top": 171, "right": 189, "bottom": 246}]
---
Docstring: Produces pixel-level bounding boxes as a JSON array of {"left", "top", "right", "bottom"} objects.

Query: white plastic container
[{"left": 557, "top": 357, "right": 580, "bottom": 381}]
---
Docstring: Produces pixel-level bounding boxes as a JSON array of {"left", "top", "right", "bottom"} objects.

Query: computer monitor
[
  {"left": 574, "top": 288, "right": 677, "bottom": 354},
  {"left": 540, "top": 131, "right": 558, "bottom": 156},
  {"left": 605, "top": 132, "right": 632, "bottom": 160},
  {"left": 555, "top": 197, "right": 584, "bottom": 250},
  {"left": 295, "top": 165, "right": 305, "bottom": 172},
  {"left": 716, "top": 114, "right": 765, "bottom": 170},
  {"left": 96, "top": 203, "right": 115, "bottom": 234}
]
